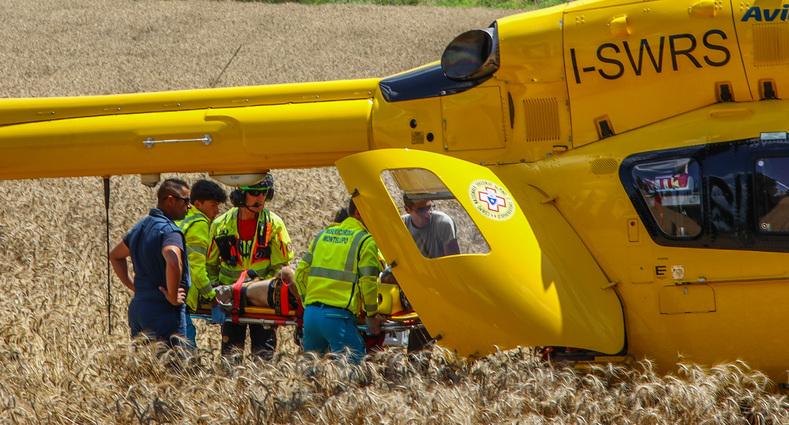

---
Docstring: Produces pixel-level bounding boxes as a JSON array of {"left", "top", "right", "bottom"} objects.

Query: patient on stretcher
[{"left": 214, "top": 266, "right": 300, "bottom": 316}]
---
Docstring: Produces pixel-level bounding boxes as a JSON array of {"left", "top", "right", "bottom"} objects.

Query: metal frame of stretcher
[
  {"left": 191, "top": 306, "right": 422, "bottom": 333},
  {"left": 190, "top": 270, "right": 422, "bottom": 333}
]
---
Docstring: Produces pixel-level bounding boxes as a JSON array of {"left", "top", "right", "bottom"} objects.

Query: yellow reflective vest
[
  {"left": 295, "top": 217, "right": 382, "bottom": 315},
  {"left": 207, "top": 207, "right": 293, "bottom": 285},
  {"left": 176, "top": 206, "right": 215, "bottom": 311}
]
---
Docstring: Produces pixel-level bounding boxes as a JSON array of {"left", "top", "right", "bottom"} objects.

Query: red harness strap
[
  {"left": 279, "top": 281, "right": 290, "bottom": 316},
  {"left": 294, "top": 287, "right": 304, "bottom": 331},
  {"left": 230, "top": 270, "right": 248, "bottom": 324}
]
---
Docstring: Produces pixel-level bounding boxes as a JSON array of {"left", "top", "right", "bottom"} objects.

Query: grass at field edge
[{"left": 235, "top": 0, "right": 566, "bottom": 10}]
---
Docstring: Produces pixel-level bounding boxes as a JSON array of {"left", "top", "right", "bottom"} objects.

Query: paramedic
[
  {"left": 176, "top": 179, "right": 227, "bottom": 349},
  {"left": 295, "top": 198, "right": 384, "bottom": 363},
  {"left": 206, "top": 173, "right": 293, "bottom": 359}
]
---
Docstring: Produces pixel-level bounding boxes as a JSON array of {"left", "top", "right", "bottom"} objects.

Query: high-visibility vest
[
  {"left": 206, "top": 207, "right": 293, "bottom": 285},
  {"left": 295, "top": 217, "right": 381, "bottom": 315},
  {"left": 176, "top": 206, "right": 215, "bottom": 311}
]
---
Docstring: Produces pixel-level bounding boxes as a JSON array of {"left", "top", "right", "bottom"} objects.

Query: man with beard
[
  {"left": 110, "top": 178, "right": 191, "bottom": 346},
  {"left": 206, "top": 173, "right": 293, "bottom": 359}
]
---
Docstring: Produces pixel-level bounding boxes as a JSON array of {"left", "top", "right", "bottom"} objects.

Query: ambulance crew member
[
  {"left": 206, "top": 173, "right": 293, "bottom": 359},
  {"left": 295, "top": 198, "right": 383, "bottom": 363},
  {"left": 176, "top": 179, "right": 227, "bottom": 349},
  {"left": 110, "top": 178, "right": 191, "bottom": 346}
]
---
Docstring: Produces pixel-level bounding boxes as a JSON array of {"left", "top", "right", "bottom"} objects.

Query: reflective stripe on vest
[
  {"left": 178, "top": 208, "right": 208, "bottom": 233},
  {"left": 300, "top": 230, "right": 324, "bottom": 266},
  {"left": 302, "top": 251, "right": 313, "bottom": 264},
  {"left": 186, "top": 245, "right": 207, "bottom": 256},
  {"left": 307, "top": 230, "right": 369, "bottom": 283},
  {"left": 180, "top": 214, "right": 206, "bottom": 229},
  {"left": 358, "top": 266, "right": 379, "bottom": 277},
  {"left": 309, "top": 267, "right": 356, "bottom": 282}
]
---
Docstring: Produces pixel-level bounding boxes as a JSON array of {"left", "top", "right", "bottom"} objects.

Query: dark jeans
[
  {"left": 128, "top": 297, "right": 186, "bottom": 347},
  {"left": 221, "top": 323, "right": 277, "bottom": 359}
]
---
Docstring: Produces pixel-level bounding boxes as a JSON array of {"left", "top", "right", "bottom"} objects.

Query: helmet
[
  {"left": 230, "top": 172, "right": 274, "bottom": 207},
  {"left": 240, "top": 173, "right": 274, "bottom": 198}
]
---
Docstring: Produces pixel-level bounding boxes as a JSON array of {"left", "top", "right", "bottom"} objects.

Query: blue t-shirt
[{"left": 123, "top": 208, "right": 190, "bottom": 303}]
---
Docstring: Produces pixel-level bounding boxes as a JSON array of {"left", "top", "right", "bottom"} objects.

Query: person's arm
[
  {"left": 294, "top": 257, "right": 310, "bottom": 300},
  {"left": 440, "top": 213, "right": 460, "bottom": 256},
  {"left": 359, "top": 236, "right": 384, "bottom": 335},
  {"left": 358, "top": 236, "right": 382, "bottom": 316},
  {"left": 205, "top": 220, "right": 220, "bottom": 285},
  {"left": 109, "top": 241, "right": 134, "bottom": 291},
  {"left": 268, "top": 213, "right": 294, "bottom": 275},
  {"left": 443, "top": 239, "right": 460, "bottom": 256},
  {"left": 294, "top": 231, "right": 322, "bottom": 299},
  {"left": 186, "top": 220, "right": 215, "bottom": 301},
  {"left": 160, "top": 244, "right": 185, "bottom": 306}
]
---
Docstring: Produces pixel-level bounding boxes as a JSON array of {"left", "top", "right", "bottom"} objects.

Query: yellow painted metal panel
[
  {"left": 0, "top": 79, "right": 378, "bottom": 127},
  {"left": 441, "top": 86, "right": 506, "bottom": 151},
  {"left": 337, "top": 149, "right": 624, "bottom": 356},
  {"left": 563, "top": 0, "right": 750, "bottom": 146},
  {"left": 0, "top": 99, "right": 372, "bottom": 179},
  {"left": 732, "top": 0, "right": 789, "bottom": 99},
  {"left": 497, "top": 6, "right": 574, "bottom": 157},
  {"left": 658, "top": 284, "right": 716, "bottom": 314},
  {"left": 522, "top": 100, "right": 789, "bottom": 381},
  {"left": 371, "top": 95, "right": 445, "bottom": 153}
]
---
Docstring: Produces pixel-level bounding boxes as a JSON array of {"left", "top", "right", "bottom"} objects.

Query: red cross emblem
[{"left": 478, "top": 187, "right": 506, "bottom": 212}]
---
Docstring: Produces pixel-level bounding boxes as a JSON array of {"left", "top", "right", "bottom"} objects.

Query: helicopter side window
[
  {"left": 754, "top": 157, "right": 789, "bottom": 233},
  {"left": 631, "top": 158, "right": 703, "bottom": 239},
  {"left": 381, "top": 168, "right": 490, "bottom": 258}
]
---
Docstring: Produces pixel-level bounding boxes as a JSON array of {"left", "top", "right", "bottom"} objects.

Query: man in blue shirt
[{"left": 110, "top": 178, "right": 191, "bottom": 346}]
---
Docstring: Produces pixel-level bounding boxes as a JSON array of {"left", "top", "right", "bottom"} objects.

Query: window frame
[
  {"left": 629, "top": 156, "right": 704, "bottom": 241},
  {"left": 752, "top": 155, "right": 789, "bottom": 236},
  {"left": 620, "top": 138, "right": 789, "bottom": 253}
]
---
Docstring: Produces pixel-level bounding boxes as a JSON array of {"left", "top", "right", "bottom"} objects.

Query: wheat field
[{"left": 0, "top": 1, "right": 786, "bottom": 423}]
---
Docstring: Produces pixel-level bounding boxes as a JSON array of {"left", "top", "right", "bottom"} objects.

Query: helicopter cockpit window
[
  {"left": 755, "top": 157, "right": 789, "bottom": 233},
  {"left": 631, "top": 158, "right": 702, "bottom": 238},
  {"left": 382, "top": 168, "right": 490, "bottom": 258}
]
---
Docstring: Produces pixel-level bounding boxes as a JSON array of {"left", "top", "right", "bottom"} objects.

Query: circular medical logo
[{"left": 468, "top": 179, "right": 515, "bottom": 221}]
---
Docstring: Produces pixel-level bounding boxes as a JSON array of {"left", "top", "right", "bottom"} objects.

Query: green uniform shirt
[
  {"left": 176, "top": 205, "right": 216, "bottom": 311},
  {"left": 295, "top": 216, "right": 382, "bottom": 315}
]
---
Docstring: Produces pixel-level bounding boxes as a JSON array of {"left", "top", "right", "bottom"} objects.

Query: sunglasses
[
  {"left": 414, "top": 205, "right": 434, "bottom": 214},
  {"left": 244, "top": 189, "right": 269, "bottom": 197},
  {"left": 170, "top": 194, "right": 191, "bottom": 204}
]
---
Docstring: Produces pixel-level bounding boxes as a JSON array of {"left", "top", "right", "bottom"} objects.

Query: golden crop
[{"left": 0, "top": 1, "right": 786, "bottom": 423}]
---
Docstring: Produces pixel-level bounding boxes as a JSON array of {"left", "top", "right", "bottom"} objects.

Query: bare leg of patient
[
  {"left": 215, "top": 266, "right": 296, "bottom": 308},
  {"left": 245, "top": 280, "right": 272, "bottom": 307},
  {"left": 242, "top": 266, "right": 296, "bottom": 307}
]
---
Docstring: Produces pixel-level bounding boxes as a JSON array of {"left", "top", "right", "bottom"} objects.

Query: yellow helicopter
[{"left": 0, "top": 0, "right": 787, "bottom": 384}]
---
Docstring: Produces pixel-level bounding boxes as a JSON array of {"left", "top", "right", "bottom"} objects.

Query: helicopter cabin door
[{"left": 336, "top": 149, "right": 624, "bottom": 356}]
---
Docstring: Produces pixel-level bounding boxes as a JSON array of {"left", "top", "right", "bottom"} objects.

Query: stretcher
[{"left": 190, "top": 272, "right": 422, "bottom": 336}]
